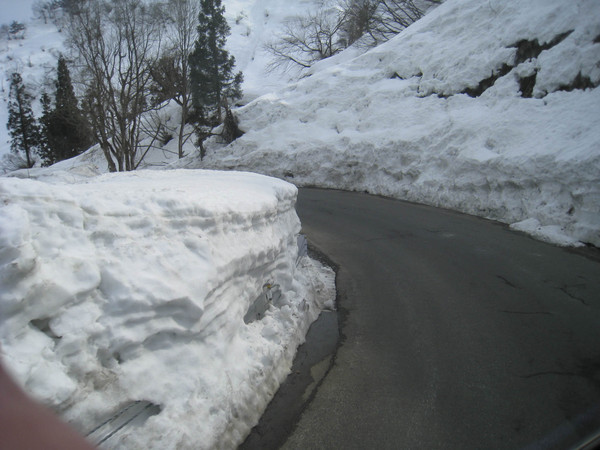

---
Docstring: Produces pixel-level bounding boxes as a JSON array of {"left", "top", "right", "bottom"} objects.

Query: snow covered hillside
[
  {"left": 0, "top": 0, "right": 323, "bottom": 159},
  {"left": 193, "top": 0, "right": 600, "bottom": 247},
  {"left": 0, "top": 21, "right": 65, "bottom": 158},
  {"left": 0, "top": 170, "right": 334, "bottom": 448}
]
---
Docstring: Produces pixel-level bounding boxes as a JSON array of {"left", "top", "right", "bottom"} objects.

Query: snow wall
[
  {"left": 0, "top": 169, "right": 335, "bottom": 449},
  {"left": 194, "top": 0, "right": 600, "bottom": 247}
]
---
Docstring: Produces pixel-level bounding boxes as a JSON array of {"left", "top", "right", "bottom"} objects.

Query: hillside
[
  {"left": 189, "top": 0, "right": 600, "bottom": 247},
  {"left": 0, "top": 0, "right": 323, "bottom": 160}
]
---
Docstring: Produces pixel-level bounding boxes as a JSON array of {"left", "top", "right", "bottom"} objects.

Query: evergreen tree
[
  {"left": 55, "top": 55, "right": 78, "bottom": 113},
  {"left": 54, "top": 54, "right": 92, "bottom": 159},
  {"left": 7, "top": 73, "right": 41, "bottom": 168},
  {"left": 38, "top": 92, "right": 55, "bottom": 166},
  {"left": 39, "top": 55, "right": 92, "bottom": 166},
  {"left": 189, "top": 0, "right": 242, "bottom": 124},
  {"left": 8, "top": 21, "right": 26, "bottom": 40}
]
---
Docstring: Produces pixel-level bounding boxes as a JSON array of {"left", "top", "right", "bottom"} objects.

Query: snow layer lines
[
  {"left": 0, "top": 169, "right": 335, "bottom": 449},
  {"left": 195, "top": 0, "right": 600, "bottom": 247}
]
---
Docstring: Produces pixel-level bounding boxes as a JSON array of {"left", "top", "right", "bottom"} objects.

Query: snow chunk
[{"left": 510, "top": 218, "right": 583, "bottom": 247}]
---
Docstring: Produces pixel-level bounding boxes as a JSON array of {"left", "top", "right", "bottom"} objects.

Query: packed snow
[
  {"left": 183, "top": 0, "right": 600, "bottom": 247},
  {"left": 0, "top": 170, "right": 335, "bottom": 448}
]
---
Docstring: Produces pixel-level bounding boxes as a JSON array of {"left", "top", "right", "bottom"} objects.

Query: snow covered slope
[
  {"left": 0, "top": 21, "right": 65, "bottom": 158},
  {"left": 0, "top": 170, "right": 335, "bottom": 449},
  {"left": 0, "top": 0, "right": 323, "bottom": 159},
  {"left": 195, "top": 0, "right": 600, "bottom": 247},
  {"left": 225, "top": 0, "right": 325, "bottom": 101}
]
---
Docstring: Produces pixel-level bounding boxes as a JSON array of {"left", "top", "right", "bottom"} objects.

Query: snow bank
[
  {"left": 194, "top": 0, "right": 600, "bottom": 247},
  {"left": 0, "top": 169, "right": 335, "bottom": 449}
]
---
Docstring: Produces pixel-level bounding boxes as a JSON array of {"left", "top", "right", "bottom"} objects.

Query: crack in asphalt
[
  {"left": 497, "top": 275, "right": 520, "bottom": 289},
  {"left": 559, "top": 284, "right": 588, "bottom": 305},
  {"left": 499, "top": 310, "right": 553, "bottom": 315}
]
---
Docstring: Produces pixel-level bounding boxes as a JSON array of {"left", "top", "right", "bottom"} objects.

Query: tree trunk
[
  {"left": 178, "top": 102, "right": 187, "bottom": 159},
  {"left": 101, "top": 144, "right": 117, "bottom": 172},
  {"left": 17, "top": 101, "right": 33, "bottom": 168}
]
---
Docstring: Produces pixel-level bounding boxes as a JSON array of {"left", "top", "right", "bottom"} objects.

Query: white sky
[{"left": 0, "top": 0, "right": 35, "bottom": 24}]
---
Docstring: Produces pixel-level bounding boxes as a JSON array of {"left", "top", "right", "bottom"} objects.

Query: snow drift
[
  {"left": 194, "top": 0, "right": 600, "bottom": 247},
  {"left": 0, "top": 169, "right": 335, "bottom": 448}
]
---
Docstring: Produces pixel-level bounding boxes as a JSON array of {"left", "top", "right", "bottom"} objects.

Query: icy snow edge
[{"left": 0, "top": 169, "right": 336, "bottom": 449}]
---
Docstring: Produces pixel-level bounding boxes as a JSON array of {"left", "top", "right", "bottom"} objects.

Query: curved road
[{"left": 283, "top": 188, "right": 600, "bottom": 449}]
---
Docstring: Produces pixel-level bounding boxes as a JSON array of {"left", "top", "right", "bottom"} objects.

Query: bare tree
[
  {"left": 366, "top": 0, "right": 442, "bottom": 45},
  {"left": 67, "top": 0, "right": 165, "bottom": 172},
  {"left": 32, "top": 0, "right": 62, "bottom": 25},
  {"left": 338, "top": 0, "right": 378, "bottom": 47},
  {"left": 150, "top": 0, "right": 198, "bottom": 159},
  {"left": 265, "top": 7, "right": 347, "bottom": 72},
  {"left": 265, "top": 0, "right": 441, "bottom": 72}
]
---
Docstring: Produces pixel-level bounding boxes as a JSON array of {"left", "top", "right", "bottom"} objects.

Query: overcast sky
[{"left": 0, "top": 0, "right": 35, "bottom": 24}]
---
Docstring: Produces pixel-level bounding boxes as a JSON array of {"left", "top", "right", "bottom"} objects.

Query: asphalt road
[{"left": 282, "top": 188, "right": 600, "bottom": 449}]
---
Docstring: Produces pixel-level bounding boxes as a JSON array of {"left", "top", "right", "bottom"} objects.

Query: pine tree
[
  {"left": 39, "top": 55, "right": 92, "bottom": 166},
  {"left": 55, "top": 55, "right": 78, "bottom": 113},
  {"left": 189, "top": 0, "right": 243, "bottom": 125},
  {"left": 7, "top": 73, "right": 41, "bottom": 168},
  {"left": 8, "top": 21, "right": 26, "bottom": 40},
  {"left": 54, "top": 54, "right": 92, "bottom": 159},
  {"left": 38, "top": 92, "right": 55, "bottom": 166}
]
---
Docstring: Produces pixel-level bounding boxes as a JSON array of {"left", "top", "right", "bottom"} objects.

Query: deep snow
[
  {"left": 0, "top": 169, "right": 335, "bottom": 448},
  {"left": 1, "top": 8, "right": 337, "bottom": 445},
  {"left": 1, "top": 0, "right": 599, "bottom": 445},
  {"left": 187, "top": 0, "right": 600, "bottom": 247}
]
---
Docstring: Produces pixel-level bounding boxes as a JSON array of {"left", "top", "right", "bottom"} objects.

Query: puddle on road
[
  {"left": 239, "top": 309, "right": 340, "bottom": 450},
  {"left": 304, "top": 356, "right": 332, "bottom": 402}
]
